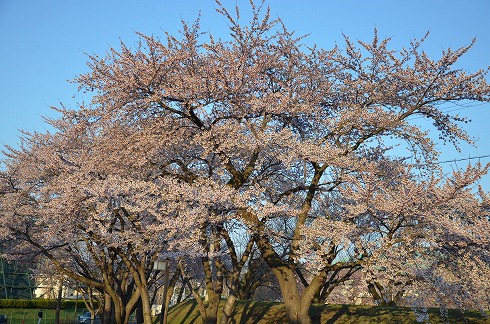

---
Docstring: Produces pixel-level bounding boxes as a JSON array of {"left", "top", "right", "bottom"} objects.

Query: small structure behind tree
[{"left": 0, "top": 257, "right": 35, "bottom": 299}]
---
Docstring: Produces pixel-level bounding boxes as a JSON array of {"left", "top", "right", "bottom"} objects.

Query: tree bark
[
  {"left": 161, "top": 267, "right": 178, "bottom": 302},
  {"left": 220, "top": 294, "right": 236, "bottom": 324},
  {"left": 254, "top": 233, "right": 328, "bottom": 324},
  {"left": 102, "top": 292, "right": 112, "bottom": 324},
  {"left": 180, "top": 260, "right": 208, "bottom": 323},
  {"left": 273, "top": 265, "right": 304, "bottom": 324},
  {"left": 55, "top": 278, "right": 63, "bottom": 324},
  {"left": 256, "top": 233, "right": 308, "bottom": 323},
  {"left": 205, "top": 288, "right": 221, "bottom": 324},
  {"left": 138, "top": 274, "right": 154, "bottom": 324}
]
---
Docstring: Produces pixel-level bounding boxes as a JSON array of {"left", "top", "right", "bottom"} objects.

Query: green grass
[
  {"left": 167, "top": 299, "right": 490, "bottom": 324},
  {"left": 2, "top": 301, "right": 487, "bottom": 323},
  {"left": 0, "top": 307, "right": 80, "bottom": 324}
]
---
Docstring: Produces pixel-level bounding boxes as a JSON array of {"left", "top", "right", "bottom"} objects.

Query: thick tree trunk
[
  {"left": 273, "top": 266, "right": 306, "bottom": 324},
  {"left": 113, "top": 298, "right": 125, "bottom": 324},
  {"left": 104, "top": 286, "right": 126, "bottom": 324},
  {"left": 139, "top": 282, "right": 154, "bottom": 324},
  {"left": 278, "top": 280, "right": 319, "bottom": 324},
  {"left": 220, "top": 273, "right": 241, "bottom": 324},
  {"left": 102, "top": 293, "right": 112, "bottom": 324},
  {"left": 254, "top": 230, "right": 303, "bottom": 324},
  {"left": 205, "top": 288, "right": 221, "bottom": 324},
  {"left": 220, "top": 294, "right": 236, "bottom": 324},
  {"left": 255, "top": 234, "right": 327, "bottom": 324}
]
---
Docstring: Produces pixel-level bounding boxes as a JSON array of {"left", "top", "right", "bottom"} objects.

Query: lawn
[
  {"left": 1, "top": 302, "right": 487, "bottom": 323},
  {"left": 0, "top": 308, "right": 79, "bottom": 324},
  {"left": 167, "top": 299, "right": 490, "bottom": 324},
  {"left": 0, "top": 308, "right": 142, "bottom": 324}
]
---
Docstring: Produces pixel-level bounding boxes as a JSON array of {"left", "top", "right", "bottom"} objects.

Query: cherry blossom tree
[
  {"left": 0, "top": 127, "right": 162, "bottom": 324},
  {"left": 299, "top": 158, "right": 490, "bottom": 309},
  {"left": 2, "top": 1, "right": 490, "bottom": 324},
  {"left": 0, "top": 112, "right": 244, "bottom": 323}
]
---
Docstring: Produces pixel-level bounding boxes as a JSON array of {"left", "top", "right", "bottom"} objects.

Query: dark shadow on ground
[
  {"left": 237, "top": 301, "right": 276, "bottom": 324},
  {"left": 324, "top": 304, "right": 350, "bottom": 324},
  {"left": 166, "top": 299, "right": 197, "bottom": 324}
]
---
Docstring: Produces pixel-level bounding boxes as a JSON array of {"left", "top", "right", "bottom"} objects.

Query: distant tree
[{"left": 2, "top": 1, "right": 490, "bottom": 324}]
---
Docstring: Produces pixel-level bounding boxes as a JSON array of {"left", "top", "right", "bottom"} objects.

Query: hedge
[{"left": 0, "top": 299, "right": 90, "bottom": 309}]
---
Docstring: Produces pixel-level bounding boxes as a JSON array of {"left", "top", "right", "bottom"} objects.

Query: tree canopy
[{"left": 1, "top": 1, "right": 489, "bottom": 324}]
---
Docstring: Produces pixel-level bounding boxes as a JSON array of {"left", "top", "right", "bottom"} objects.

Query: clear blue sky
[{"left": 1, "top": 0, "right": 489, "bottom": 187}]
